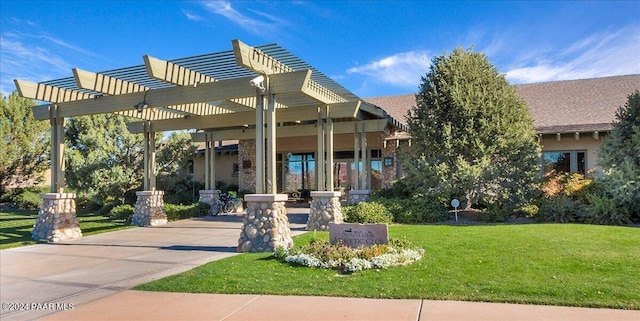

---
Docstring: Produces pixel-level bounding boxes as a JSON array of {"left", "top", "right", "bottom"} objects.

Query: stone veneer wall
[
  {"left": 238, "top": 194, "right": 293, "bottom": 252},
  {"left": 32, "top": 193, "right": 82, "bottom": 242},
  {"left": 238, "top": 139, "right": 256, "bottom": 193},
  {"left": 198, "top": 190, "right": 221, "bottom": 205},
  {"left": 131, "top": 191, "right": 167, "bottom": 227},
  {"left": 382, "top": 132, "right": 399, "bottom": 189},
  {"left": 307, "top": 191, "right": 344, "bottom": 231}
]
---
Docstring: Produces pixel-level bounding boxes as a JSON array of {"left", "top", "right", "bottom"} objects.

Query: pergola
[
  {"left": 17, "top": 39, "right": 401, "bottom": 193},
  {"left": 16, "top": 39, "right": 403, "bottom": 249}
]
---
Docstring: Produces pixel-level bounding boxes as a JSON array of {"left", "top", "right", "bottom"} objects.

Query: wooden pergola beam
[
  {"left": 32, "top": 70, "right": 311, "bottom": 120},
  {"left": 15, "top": 79, "right": 94, "bottom": 103},
  {"left": 190, "top": 119, "right": 387, "bottom": 141},
  {"left": 74, "top": 68, "right": 147, "bottom": 95},
  {"left": 127, "top": 100, "right": 361, "bottom": 133},
  {"left": 232, "top": 39, "right": 346, "bottom": 105},
  {"left": 144, "top": 55, "right": 215, "bottom": 86},
  {"left": 75, "top": 68, "right": 231, "bottom": 117}
]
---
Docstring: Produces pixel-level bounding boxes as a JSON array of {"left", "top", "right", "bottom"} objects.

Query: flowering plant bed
[{"left": 273, "top": 238, "right": 424, "bottom": 273}]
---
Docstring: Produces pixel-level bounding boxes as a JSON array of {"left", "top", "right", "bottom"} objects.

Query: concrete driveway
[{"left": 1, "top": 210, "right": 308, "bottom": 321}]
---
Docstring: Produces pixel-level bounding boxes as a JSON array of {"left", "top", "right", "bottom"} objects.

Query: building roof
[{"left": 365, "top": 74, "right": 640, "bottom": 134}]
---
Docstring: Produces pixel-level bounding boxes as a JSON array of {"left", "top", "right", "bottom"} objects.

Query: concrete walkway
[{"left": 1, "top": 208, "right": 638, "bottom": 321}]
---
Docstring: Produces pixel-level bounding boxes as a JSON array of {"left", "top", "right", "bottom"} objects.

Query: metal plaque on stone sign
[{"left": 328, "top": 223, "right": 389, "bottom": 248}]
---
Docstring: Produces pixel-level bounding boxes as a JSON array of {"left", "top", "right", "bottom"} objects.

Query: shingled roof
[{"left": 365, "top": 74, "right": 640, "bottom": 134}]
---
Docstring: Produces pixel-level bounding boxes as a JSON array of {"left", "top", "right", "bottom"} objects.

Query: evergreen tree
[
  {"left": 156, "top": 131, "right": 198, "bottom": 204},
  {"left": 65, "top": 113, "right": 146, "bottom": 205},
  {"left": 597, "top": 90, "right": 640, "bottom": 218},
  {"left": 405, "top": 47, "right": 541, "bottom": 212},
  {"left": 0, "top": 92, "right": 49, "bottom": 193}
]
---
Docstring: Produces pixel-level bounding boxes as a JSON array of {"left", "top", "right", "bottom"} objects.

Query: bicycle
[{"left": 209, "top": 192, "right": 243, "bottom": 216}]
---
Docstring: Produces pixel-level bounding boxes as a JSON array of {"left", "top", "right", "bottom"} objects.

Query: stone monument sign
[{"left": 328, "top": 223, "right": 388, "bottom": 248}]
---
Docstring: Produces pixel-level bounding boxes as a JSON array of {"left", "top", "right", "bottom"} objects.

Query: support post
[
  {"left": 206, "top": 133, "right": 216, "bottom": 189},
  {"left": 34, "top": 106, "right": 82, "bottom": 242},
  {"left": 317, "top": 109, "right": 325, "bottom": 191},
  {"left": 49, "top": 105, "right": 65, "bottom": 193},
  {"left": 255, "top": 90, "right": 265, "bottom": 194},
  {"left": 361, "top": 122, "right": 368, "bottom": 189},
  {"left": 266, "top": 93, "right": 277, "bottom": 194},
  {"left": 325, "top": 109, "right": 334, "bottom": 191},
  {"left": 354, "top": 123, "right": 360, "bottom": 190}
]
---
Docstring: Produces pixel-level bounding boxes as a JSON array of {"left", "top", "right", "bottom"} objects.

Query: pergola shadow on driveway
[{"left": 0, "top": 209, "right": 309, "bottom": 321}]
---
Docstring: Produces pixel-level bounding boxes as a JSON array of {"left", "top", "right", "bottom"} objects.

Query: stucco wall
[{"left": 192, "top": 151, "right": 239, "bottom": 188}]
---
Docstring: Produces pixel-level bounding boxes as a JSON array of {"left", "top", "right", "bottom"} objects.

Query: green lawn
[
  {"left": 0, "top": 208, "right": 132, "bottom": 249},
  {"left": 135, "top": 224, "right": 640, "bottom": 309}
]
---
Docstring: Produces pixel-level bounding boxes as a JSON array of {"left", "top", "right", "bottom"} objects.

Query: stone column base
[
  {"left": 132, "top": 191, "right": 167, "bottom": 227},
  {"left": 32, "top": 193, "right": 82, "bottom": 242},
  {"left": 238, "top": 194, "right": 293, "bottom": 252},
  {"left": 198, "top": 190, "right": 221, "bottom": 206},
  {"left": 307, "top": 191, "right": 343, "bottom": 231},
  {"left": 348, "top": 190, "right": 372, "bottom": 205}
]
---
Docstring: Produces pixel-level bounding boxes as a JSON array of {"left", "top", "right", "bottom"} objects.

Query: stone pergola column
[
  {"left": 131, "top": 191, "right": 167, "bottom": 226},
  {"left": 348, "top": 189, "right": 372, "bottom": 205},
  {"left": 308, "top": 107, "right": 343, "bottom": 231},
  {"left": 238, "top": 87, "right": 292, "bottom": 252},
  {"left": 238, "top": 194, "right": 293, "bottom": 252},
  {"left": 199, "top": 132, "right": 219, "bottom": 204},
  {"left": 132, "top": 123, "right": 167, "bottom": 226},
  {"left": 32, "top": 193, "right": 82, "bottom": 242},
  {"left": 307, "top": 191, "right": 343, "bottom": 231},
  {"left": 32, "top": 106, "right": 82, "bottom": 242},
  {"left": 198, "top": 189, "right": 221, "bottom": 205}
]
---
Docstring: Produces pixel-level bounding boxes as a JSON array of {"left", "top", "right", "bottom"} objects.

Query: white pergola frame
[{"left": 15, "top": 39, "right": 405, "bottom": 194}]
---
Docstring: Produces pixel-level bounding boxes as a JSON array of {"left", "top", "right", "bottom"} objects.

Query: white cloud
[
  {"left": 347, "top": 51, "right": 431, "bottom": 88},
  {"left": 200, "top": 0, "right": 283, "bottom": 36},
  {"left": 182, "top": 9, "right": 204, "bottom": 22},
  {"left": 505, "top": 25, "right": 640, "bottom": 83},
  {"left": 0, "top": 23, "right": 107, "bottom": 96}
]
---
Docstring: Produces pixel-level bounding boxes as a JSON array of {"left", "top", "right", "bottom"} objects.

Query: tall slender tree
[
  {"left": 405, "top": 47, "right": 541, "bottom": 212},
  {"left": 0, "top": 92, "right": 49, "bottom": 193}
]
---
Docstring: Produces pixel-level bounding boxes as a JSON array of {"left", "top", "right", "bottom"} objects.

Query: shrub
[
  {"left": 582, "top": 193, "right": 631, "bottom": 225},
  {"left": 536, "top": 195, "right": 586, "bottom": 223},
  {"left": 2, "top": 186, "right": 49, "bottom": 209},
  {"left": 541, "top": 172, "right": 593, "bottom": 202},
  {"left": 342, "top": 201, "right": 393, "bottom": 224},
  {"left": 374, "top": 180, "right": 412, "bottom": 198},
  {"left": 478, "top": 203, "right": 510, "bottom": 222},
  {"left": 277, "top": 238, "right": 424, "bottom": 273},
  {"left": 374, "top": 196, "right": 449, "bottom": 224},
  {"left": 164, "top": 203, "right": 207, "bottom": 221},
  {"left": 109, "top": 204, "right": 135, "bottom": 223},
  {"left": 97, "top": 202, "right": 117, "bottom": 217},
  {"left": 197, "top": 202, "right": 211, "bottom": 216}
]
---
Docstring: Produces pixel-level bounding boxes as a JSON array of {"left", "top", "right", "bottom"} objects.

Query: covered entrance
[{"left": 15, "top": 39, "right": 406, "bottom": 250}]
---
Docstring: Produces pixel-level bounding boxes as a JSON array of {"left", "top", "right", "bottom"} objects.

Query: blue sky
[{"left": 1, "top": 1, "right": 639, "bottom": 98}]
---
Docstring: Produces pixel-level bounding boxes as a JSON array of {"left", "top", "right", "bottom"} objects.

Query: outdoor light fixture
[
  {"left": 133, "top": 90, "right": 150, "bottom": 113},
  {"left": 249, "top": 75, "right": 266, "bottom": 92}
]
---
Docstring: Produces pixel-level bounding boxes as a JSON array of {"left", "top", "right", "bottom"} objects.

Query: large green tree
[
  {"left": 65, "top": 113, "right": 146, "bottom": 205},
  {"left": 404, "top": 47, "right": 541, "bottom": 211},
  {"left": 156, "top": 131, "right": 198, "bottom": 204},
  {"left": 597, "top": 90, "right": 640, "bottom": 218},
  {"left": 0, "top": 92, "right": 49, "bottom": 193}
]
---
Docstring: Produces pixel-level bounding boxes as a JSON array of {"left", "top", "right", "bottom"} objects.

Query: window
[{"left": 542, "top": 150, "right": 586, "bottom": 176}]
